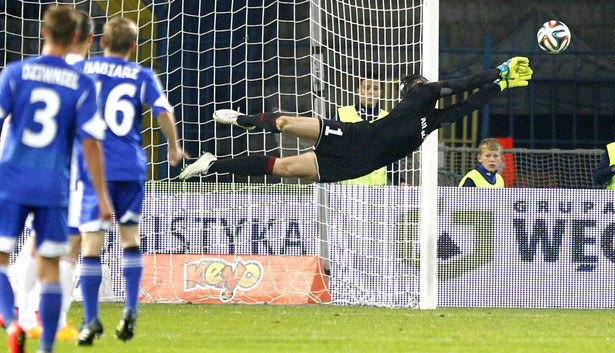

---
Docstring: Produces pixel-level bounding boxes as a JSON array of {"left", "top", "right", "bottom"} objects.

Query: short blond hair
[
  {"left": 43, "top": 6, "right": 80, "bottom": 47},
  {"left": 478, "top": 138, "right": 503, "bottom": 155},
  {"left": 103, "top": 17, "right": 138, "bottom": 54}
]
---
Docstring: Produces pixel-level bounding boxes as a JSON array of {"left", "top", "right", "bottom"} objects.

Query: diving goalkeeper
[{"left": 180, "top": 57, "right": 532, "bottom": 182}]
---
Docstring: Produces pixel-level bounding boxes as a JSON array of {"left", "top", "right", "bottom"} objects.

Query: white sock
[
  {"left": 14, "top": 249, "right": 38, "bottom": 330},
  {"left": 58, "top": 259, "right": 76, "bottom": 329}
]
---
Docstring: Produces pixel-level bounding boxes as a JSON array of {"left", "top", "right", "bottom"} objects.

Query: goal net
[{"left": 1, "top": 0, "right": 438, "bottom": 308}]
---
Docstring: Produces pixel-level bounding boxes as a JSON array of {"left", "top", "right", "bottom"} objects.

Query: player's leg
[
  {"left": 56, "top": 178, "right": 84, "bottom": 341},
  {"left": 57, "top": 177, "right": 83, "bottom": 340},
  {"left": 13, "top": 232, "right": 42, "bottom": 337},
  {"left": 55, "top": 232, "right": 80, "bottom": 340},
  {"left": 116, "top": 224, "right": 140, "bottom": 341},
  {"left": 31, "top": 206, "right": 69, "bottom": 353},
  {"left": 12, "top": 232, "right": 79, "bottom": 341},
  {"left": 181, "top": 113, "right": 321, "bottom": 179},
  {"left": 58, "top": 234, "right": 80, "bottom": 317},
  {"left": 77, "top": 180, "right": 107, "bottom": 346},
  {"left": 274, "top": 115, "right": 321, "bottom": 145},
  {"left": 113, "top": 181, "right": 145, "bottom": 342},
  {"left": 181, "top": 151, "right": 319, "bottom": 181},
  {"left": 0, "top": 249, "right": 18, "bottom": 324},
  {"left": 35, "top": 255, "right": 61, "bottom": 353},
  {"left": 0, "top": 201, "right": 29, "bottom": 353},
  {"left": 271, "top": 152, "right": 319, "bottom": 180},
  {"left": 213, "top": 110, "right": 321, "bottom": 144},
  {"left": 77, "top": 230, "right": 104, "bottom": 345}
]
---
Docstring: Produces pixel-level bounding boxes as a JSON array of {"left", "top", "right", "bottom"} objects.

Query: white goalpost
[
  {"left": 420, "top": 0, "right": 439, "bottom": 310},
  {"left": 1, "top": 0, "right": 439, "bottom": 309}
]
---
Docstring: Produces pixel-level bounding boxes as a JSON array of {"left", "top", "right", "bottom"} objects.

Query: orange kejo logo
[{"left": 184, "top": 257, "right": 264, "bottom": 302}]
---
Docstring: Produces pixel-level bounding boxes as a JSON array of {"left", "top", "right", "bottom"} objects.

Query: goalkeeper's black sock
[
  {"left": 210, "top": 155, "right": 277, "bottom": 176},
  {"left": 237, "top": 113, "right": 282, "bottom": 132}
]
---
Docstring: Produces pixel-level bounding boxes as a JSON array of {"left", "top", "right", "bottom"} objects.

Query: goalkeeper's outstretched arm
[
  {"left": 435, "top": 57, "right": 533, "bottom": 125},
  {"left": 438, "top": 56, "right": 533, "bottom": 97},
  {"left": 434, "top": 82, "right": 501, "bottom": 126},
  {"left": 438, "top": 69, "right": 501, "bottom": 97}
]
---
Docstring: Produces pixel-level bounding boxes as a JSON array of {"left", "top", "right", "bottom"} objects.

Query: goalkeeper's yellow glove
[{"left": 495, "top": 57, "right": 533, "bottom": 91}]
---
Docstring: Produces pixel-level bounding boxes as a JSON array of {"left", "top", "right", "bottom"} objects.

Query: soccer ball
[{"left": 537, "top": 20, "right": 571, "bottom": 54}]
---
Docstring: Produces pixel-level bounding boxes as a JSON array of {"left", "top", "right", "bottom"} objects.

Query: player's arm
[
  {"left": 437, "top": 69, "right": 500, "bottom": 97},
  {"left": 439, "top": 57, "right": 532, "bottom": 97},
  {"left": 592, "top": 152, "right": 615, "bottom": 185},
  {"left": 435, "top": 57, "right": 533, "bottom": 125},
  {"left": 493, "top": 57, "right": 533, "bottom": 91},
  {"left": 81, "top": 138, "right": 113, "bottom": 221},
  {"left": 434, "top": 83, "right": 500, "bottom": 126},
  {"left": 156, "top": 110, "right": 188, "bottom": 166},
  {"left": 0, "top": 116, "right": 10, "bottom": 157},
  {"left": 0, "top": 64, "right": 16, "bottom": 122},
  {"left": 0, "top": 66, "right": 16, "bottom": 156},
  {"left": 144, "top": 70, "right": 188, "bottom": 166}
]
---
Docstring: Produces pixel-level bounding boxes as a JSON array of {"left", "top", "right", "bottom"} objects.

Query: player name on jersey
[
  {"left": 82, "top": 61, "right": 140, "bottom": 79},
  {"left": 22, "top": 63, "right": 79, "bottom": 89}
]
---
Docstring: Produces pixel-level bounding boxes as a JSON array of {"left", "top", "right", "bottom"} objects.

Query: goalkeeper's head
[{"left": 399, "top": 74, "right": 429, "bottom": 99}]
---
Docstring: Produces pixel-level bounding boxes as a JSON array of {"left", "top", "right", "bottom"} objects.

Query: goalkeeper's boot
[
  {"left": 115, "top": 308, "right": 137, "bottom": 342},
  {"left": 77, "top": 317, "right": 103, "bottom": 346},
  {"left": 213, "top": 109, "right": 255, "bottom": 130},
  {"left": 179, "top": 152, "right": 217, "bottom": 180},
  {"left": 7, "top": 321, "right": 26, "bottom": 353}
]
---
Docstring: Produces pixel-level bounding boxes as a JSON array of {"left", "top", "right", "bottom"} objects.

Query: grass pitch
[{"left": 5, "top": 303, "right": 614, "bottom": 353}]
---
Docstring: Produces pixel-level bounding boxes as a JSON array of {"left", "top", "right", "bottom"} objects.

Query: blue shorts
[
  {"left": 80, "top": 180, "right": 144, "bottom": 232},
  {"left": 0, "top": 200, "right": 69, "bottom": 257}
]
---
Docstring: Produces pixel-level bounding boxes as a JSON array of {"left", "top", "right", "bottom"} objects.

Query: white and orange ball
[{"left": 537, "top": 20, "right": 571, "bottom": 54}]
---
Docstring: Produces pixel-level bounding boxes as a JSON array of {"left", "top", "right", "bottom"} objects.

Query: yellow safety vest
[
  {"left": 458, "top": 169, "right": 505, "bottom": 187},
  {"left": 606, "top": 142, "right": 615, "bottom": 189},
  {"left": 337, "top": 105, "right": 389, "bottom": 185}
]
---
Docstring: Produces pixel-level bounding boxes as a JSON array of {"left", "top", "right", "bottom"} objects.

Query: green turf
[{"left": 5, "top": 303, "right": 615, "bottom": 353}]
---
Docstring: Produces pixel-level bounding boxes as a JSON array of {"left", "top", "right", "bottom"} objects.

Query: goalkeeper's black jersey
[
  {"left": 314, "top": 69, "right": 502, "bottom": 182},
  {"left": 371, "top": 69, "right": 501, "bottom": 166}
]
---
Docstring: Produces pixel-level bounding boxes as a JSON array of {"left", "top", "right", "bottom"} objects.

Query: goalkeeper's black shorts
[{"left": 314, "top": 118, "right": 384, "bottom": 182}]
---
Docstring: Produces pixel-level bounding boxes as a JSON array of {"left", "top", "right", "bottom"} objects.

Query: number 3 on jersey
[
  {"left": 22, "top": 87, "right": 60, "bottom": 148},
  {"left": 99, "top": 82, "right": 137, "bottom": 136}
]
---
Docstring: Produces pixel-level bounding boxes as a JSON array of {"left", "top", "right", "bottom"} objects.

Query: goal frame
[{"left": 420, "top": 0, "right": 439, "bottom": 310}]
